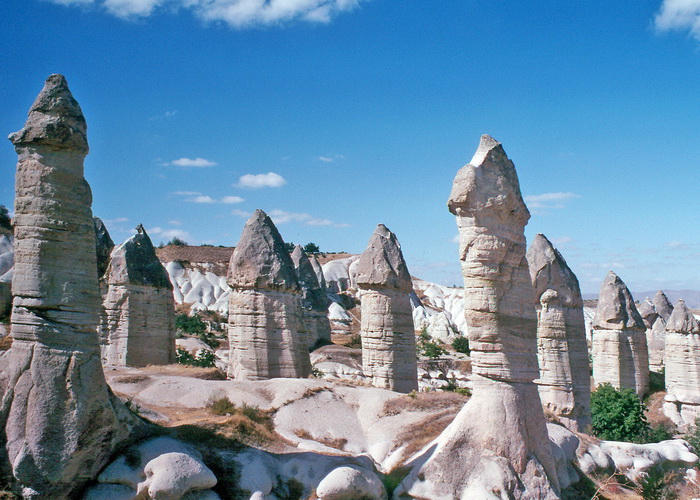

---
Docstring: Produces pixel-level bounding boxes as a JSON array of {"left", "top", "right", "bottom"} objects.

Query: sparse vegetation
[
  {"left": 292, "top": 429, "right": 347, "bottom": 450},
  {"left": 0, "top": 205, "right": 10, "bottom": 232},
  {"left": 114, "top": 374, "right": 151, "bottom": 384},
  {"left": 271, "top": 476, "right": 304, "bottom": 500},
  {"left": 346, "top": 333, "right": 362, "bottom": 348},
  {"left": 167, "top": 236, "right": 188, "bottom": 246},
  {"left": 303, "top": 242, "right": 320, "bottom": 254},
  {"left": 452, "top": 335, "right": 470, "bottom": 355},
  {"left": 417, "top": 328, "right": 447, "bottom": 359},
  {"left": 176, "top": 347, "right": 217, "bottom": 368},
  {"left": 206, "top": 396, "right": 237, "bottom": 416},
  {"left": 176, "top": 313, "right": 207, "bottom": 335}
]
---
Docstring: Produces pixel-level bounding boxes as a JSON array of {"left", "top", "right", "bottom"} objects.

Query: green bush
[
  {"left": 590, "top": 383, "right": 670, "bottom": 443},
  {"left": 0, "top": 205, "right": 10, "bottom": 232},
  {"left": 452, "top": 336, "right": 470, "bottom": 354},
  {"left": 176, "top": 313, "right": 207, "bottom": 335},
  {"left": 207, "top": 396, "right": 237, "bottom": 416},
  {"left": 176, "top": 347, "right": 216, "bottom": 368},
  {"left": 417, "top": 327, "right": 447, "bottom": 359}
]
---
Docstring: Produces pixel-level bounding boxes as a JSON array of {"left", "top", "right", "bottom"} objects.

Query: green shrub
[
  {"left": 417, "top": 327, "right": 447, "bottom": 359},
  {"left": 176, "top": 347, "right": 216, "bottom": 368},
  {"left": 685, "top": 417, "right": 700, "bottom": 452},
  {"left": 176, "top": 313, "right": 207, "bottom": 335},
  {"left": 452, "top": 336, "right": 470, "bottom": 354},
  {"left": 590, "top": 383, "right": 669, "bottom": 443},
  {"left": 346, "top": 334, "right": 362, "bottom": 348},
  {"left": 207, "top": 396, "right": 237, "bottom": 416},
  {"left": 303, "top": 242, "right": 320, "bottom": 254}
]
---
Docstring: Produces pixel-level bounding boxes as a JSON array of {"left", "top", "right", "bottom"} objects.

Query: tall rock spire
[
  {"left": 227, "top": 209, "right": 310, "bottom": 379},
  {"left": 399, "top": 135, "right": 559, "bottom": 498},
  {"left": 1, "top": 75, "right": 139, "bottom": 497},
  {"left": 527, "top": 233, "right": 591, "bottom": 432},
  {"left": 291, "top": 245, "right": 331, "bottom": 349},
  {"left": 591, "top": 271, "right": 649, "bottom": 396},
  {"left": 356, "top": 224, "right": 417, "bottom": 393}
]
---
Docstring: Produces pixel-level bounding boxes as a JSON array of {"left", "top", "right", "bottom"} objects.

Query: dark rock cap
[
  {"left": 228, "top": 209, "right": 299, "bottom": 291},
  {"left": 447, "top": 135, "right": 529, "bottom": 226},
  {"left": 637, "top": 298, "right": 658, "bottom": 329},
  {"left": 527, "top": 233, "right": 582, "bottom": 308},
  {"left": 653, "top": 290, "right": 674, "bottom": 322},
  {"left": 9, "top": 74, "right": 88, "bottom": 153},
  {"left": 107, "top": 224, "right": 172, "bottom": 289},
  {"left": 94, "top": 217, "right": 114, "bottom": 279},
  {"left": 666, "top": 299, "right": 700, "bottom": 334},
  {"left": 291, "top": 245, "right": 327, "bottom": 311},
  {"left": 355, "top": 224, "right": 412, "bottom": 293},
  {"left": 592, "top": 271, "right": 645, "bottom": 330}
]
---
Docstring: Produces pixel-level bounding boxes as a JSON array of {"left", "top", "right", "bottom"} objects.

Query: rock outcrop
[
  {"left": 101, "top": 225, "right": 176, "bottom": 367},
  {"left": 1, "top": 74, "right": 140, "bottom": 497},
  {"left": 0, "top": 233, "right": 13, "bottom": 319},
  {"left": 663, "top": 300, "right": 700, "bottom": 426},
  {"left": 591, "top": 271, "right": 649, "bottom": 396},
  {"left": 291, "top": 245, "right": 331, "bottom": 349},
  {"left": 654, "top": 290, "right": 674, "bottom": 322},
  {"left": 646, "top": 291, "right": 673, "bottom": 373},
  {"left": 398, "top": 135, "right": 559, "bottom": 498},
  {"left": 93, "top": 217, "right": 114, "bottom": 279},
  {"left": 527, "top": 233, "right": 591, "bottom": 432},
  {"left": 227, "top": 209, "right": 310, "bottom": 380},
  {"left": 355, "top": 224, "right": 417, "bottom": 393}
]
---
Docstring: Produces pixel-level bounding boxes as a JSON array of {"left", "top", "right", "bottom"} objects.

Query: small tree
[
  {"left": 0, "top": 205, "right": 11, "bottom": 232},
  {"left": 167, "top": 236, "right": 188, "bottom": 246},
  {"left": 590, "top": 383, "right": 651, "bottom": 443},
  {"left": 285, "top": 242, "right": 295, "bottom": 253},
  {"left": 304, "top": 242, "right": 320, "bottom": 254},
  {"left": 452, "top": 336, "right": 470, "bottom": 354}
]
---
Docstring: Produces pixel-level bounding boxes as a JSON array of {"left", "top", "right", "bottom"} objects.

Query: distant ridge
[{"left": 583, "top": 289, "right": 700, "bottom": 309}]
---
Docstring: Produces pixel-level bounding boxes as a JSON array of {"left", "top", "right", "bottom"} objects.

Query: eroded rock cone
[
  {"left": 398, "top": 135, "right": 559, "bottom": 498},
  {"left": 291, "top": 245, "right": 331, "bottom": 349},
  {"left": 1, "top": 74, "right": 141, "bottom": 497},
  {"left": 93, "top": 217, "right": 114, "bottom": 279},
  {"left": 591, "top": 271, "right": 649, "bottom": 396},
  {"left": 101, "top": 225, "right": 176, "bottom": 367},
  {"left": 638, "top": 298, "right": 658, "bottom": 330},
  {"left": 663, "top": 300, "right": 700, "bottom": 426},
  {"left": 646, "top": 290, "right": 673, "bottom": 373},
  {"left": 356, "top": 224, "right": 417, "bottom": 393},
  {"left": 227, "top": 209, "right": 310, "bottom": 380},
  {"left": 654, "top": 290, "right": 674, "bottom": 322},
  {"left": 527, "top": 233, "right": 591, "bottom": 432}
]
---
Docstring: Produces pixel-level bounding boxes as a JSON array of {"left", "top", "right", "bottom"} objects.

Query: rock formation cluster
[
  {"left": 663, "top": 299, "right": 700, "bottom": 426},
  {"left": 527, "top": 233, "right": 591, "bottom": 432},
  {"left": 1, "top": 74, "right": 139, "bottom": 497},
  {"left": 291, "top": 245, "right": 331, "bottom": 349},
  {"left": 101, "top": 225, "right": 176, "bottom": 367},
  {"left": 355, "top": 224, "right": 417, "bottom": 393},
  {"left": 591, "top": 271, "right": 649, "bottom": 396},
  {"left": 399, "top": 135, "right": 559, "bottom": 498},
  {"left": 227, "top": 209, "right": 311, "bottom": 380}
]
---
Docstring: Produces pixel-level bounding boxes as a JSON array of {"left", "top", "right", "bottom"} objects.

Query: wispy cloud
[
  {"left": 231, "top": 208, "right": 347, "bottom": 227},
  {"left": 318, "top": 154, "right": 346, "bottom": 163},
  {"left": 231, "top": 209, "right": 252, "bottom": 218},
  {"left": 174, "top": 192, "right": 246, "bottom": 204},
  {"left": 221, "top": 196, "right": 245, "bottom": 204},
  {"left": 104, "top": 217, "right": 130, "bottom": 224},
  {"left": 450, "top": 234, "right": 460, "bottom": 243},
  {"left": 168, "top": 220, "right": 182, "bottom": 226},
  {"left": 149, "top": 110, "right": 177, "bottom": 120},
  {"left": 655, "top": 0, "right": 700, "bottom": 40},
  {"left": 524, "top": 192, "right": 580, "bottom": 210},
  {"left": 163, "top": 157, "right": 217, "bottom": 168},
  {"left": 172, "top": 191, "right": 201, "bottom": 196},
  {"left": 550, "top": 236, "right": 574, "bottom": 245},
  {"left": 48, "top": 0, "right": 364, "bottom": 28},
  {"left": 187, "top": 195, "right": 216, "bottom": 204},
  {"left": 236, "top": 172, "right": 287, "bottom": 189},
  {"left": 149, "top": 226, "right": 191, "bottom": 242},
  {"left": 665, "top": 240, "right": 689, "bottom": 249}
]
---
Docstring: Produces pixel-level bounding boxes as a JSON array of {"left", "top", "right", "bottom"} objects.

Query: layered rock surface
[
  {"left": 399, "top": 135, "right": 559, "bottom": 498},
  {"left": 1, "top": 74, "right": 140, "bottom": 497},
  {"left": 227, "top": 209, "right": 310, "bottom": 380},
  {"left": 0, "top": 233, "right": 13, "bottom": 319},
  {"left": 527, "top": 233, "right": 591, "bottom": 432},
  {"left": 591, "top": 271, "right": 649, "bottom": 396},
  {"left": 356, "top": 224, "right": 417, "bottom": 393},
  {"left": 101, "top": 225, "right": 176, "bottom": 367},
  {"left": 647, "top": 290, "right": 673, "bottom": 373},
  {"left": 663, "top": 300, "right": 700, "bottom": 426},
  {"left": 291, "top": 245, "right": 331, "bottom": 349}
]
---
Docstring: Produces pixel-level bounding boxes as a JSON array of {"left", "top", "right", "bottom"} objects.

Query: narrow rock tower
[
  {"left": 1, "top": 74, "right": 139, "bottom": 497},
  {"left": 355, "top": 224, "right": 418, "bottom": 393},
  {"left": 101, "top": 225, "right": 176, "bottom": 366},
  {"left": 663, "top": 300, "right": 700, "bottom": 427},
  {"left": 398, "top": 135, "right": 559, "bottom": 498},
  {"left": 291, "top": 245, "right": 331, "bottom": 349},
  {"left": 93, "top": 216, "right": 115, "bottom": 279},
  {"left": 647, "top": 290, "right": 673, "bottom": 373},
  {"left": 227, "top": 209, "right": 311, "bottom": 379},
  {"left": 527, "top": 233, "right": 591, "bottom": 432},
  {"left": 591, "top": 271, "right": 649, "bottom": 396}
]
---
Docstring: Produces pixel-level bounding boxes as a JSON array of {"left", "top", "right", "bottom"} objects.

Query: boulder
[
  {"left": 356, "top": 224, "right": 417, "bottom": 393},
  {"left": 101, "top": 225, "right": 176, "bottom": 367},
  {"left": 591, "top": 271, "right": 649, "bottom": 396},
  {"left": 527, "top": 233, "right": 591, "bottom": 432},
  {"left": 398, "top": 135, "right": 559, "bottom": 498},
  {"left": 291, "top": 245, "right": 331, "bottom": 349},
  {"left": 1, "top": 74, "right": 140, "bottom": 497},
  {"left": 663, "top": 299, "right": 700, "bottom": 427},
  {"left": 227, "top": 209, "right": 310, "bottom": 380},
  {"left": 315, "top": 465, "right": 387, "bottom": 500}
]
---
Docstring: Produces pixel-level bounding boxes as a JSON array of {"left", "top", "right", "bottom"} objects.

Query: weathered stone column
[
  {"left": 527, "top": 233, "right": 591, "bottom": 432},
  {"left": 101, "top": 225, "right": 176, "bottom": 367},
  {"left": 1, "top": 74, "right": 139, "bottom": 498},
  {"left": 398, "top": 135, "right": 559, "bottom": 498},
  {"left": 227, "top": 209, "right": 310, "bottom": 380},
  {"left": 356, "top": 224, "right": 417, "bottom": 393},
  {"left": 663, "top": 299, "right": 700, "bottom": 427},
  {"left": 291, "top": 245, "right": 331, "bottom": 350},
  {"left": 591, "top": 271, "right": 649, "bottom": 397},
  {"left": 647, "top": 290, "right": 673, "bottom": 373}
]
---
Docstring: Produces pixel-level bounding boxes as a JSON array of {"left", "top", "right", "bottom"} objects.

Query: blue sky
[{"left": 1, "top": 0, "right": 700, "bottom": 294}]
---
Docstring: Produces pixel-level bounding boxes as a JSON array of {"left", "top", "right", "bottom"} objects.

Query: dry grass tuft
[
  {"left": 382, "top": 390, "right": 468, "bottom": 417},
  {"left": 394, "top": 409, "right": 458, "bottom": 461},
  {"left": 146, "top": 364, "right": 226, "bottom": 380},
  {"left": 292, "top": 429, "right": 347, "bottom": 450},
  {"left": 0, "top": 336, "right": 12, "bottom": 351},
  {"left": 114, "top": 374, "right": 151, "bottom": 384}
]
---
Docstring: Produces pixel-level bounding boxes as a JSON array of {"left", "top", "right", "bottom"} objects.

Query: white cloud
[
  {"left": 49, "top": 0, "right": 363, "bottom": 27},
  {"left": 166, "top": 157, "right": 217, "bottom": 167},
  {"left": 318, "top": 154, "right": 345, "bottom": 163},
  {"left": 236, "top": 172, "right": 287, "bottom": 189},
  {"left": 665, "top": 240, "right": 689, "bottom": 249},
  {"left": 105, "top": 217, "right": 130, "bottom": 224},
  {"left": 148, "top": 226, "right": 191, "bottom": 241},
  {"left": 655, "top": 0, "right": 700, "bottom": 39},
  {"left": 221, "top": 195, "right": 245, "bottom": 204},
  {"left": 187, "top": 195, "right": 216, "bottom": 203},
  {"left": 168, "top": 220, "right": 182, "bottom": 226},
  {"left": 149, "top": 110, "right": 177, "bottom": 120},
  {"left": 524, "top": 192, "right": 580, "bottom": 210},
  {"left": 232, "top": 209, "right": 252, "bottom": 218},
  {"left": 450, "top": 234, "right": 460, "bottom": 243},
  {"left": 172, "top": 191, "right": 201, "bottom": 196},
  {"left": 268, "top": 209, "right": 346, "bottom": 227},
  {"left": 550, "top": 236, "right": 573, "bottom": 245}
]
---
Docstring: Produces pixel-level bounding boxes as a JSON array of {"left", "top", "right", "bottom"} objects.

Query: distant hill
[{"left": 582, "top": 289, "right": 700, "bottom": 309}]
